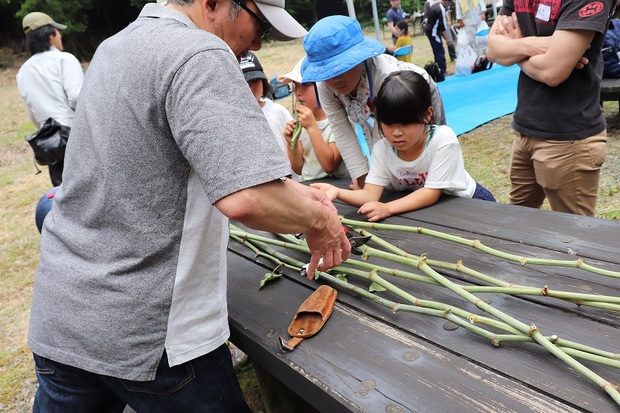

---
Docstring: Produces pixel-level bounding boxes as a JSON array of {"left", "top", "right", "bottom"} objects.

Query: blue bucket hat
[{"left": 301, "top": 16, "right": 386, "bottom": 83}]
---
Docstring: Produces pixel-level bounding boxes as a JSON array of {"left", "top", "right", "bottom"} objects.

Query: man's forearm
[
  {"left": 216, "top": 180, "right": 330, "bottom": 234},
  {"left": 487, "top": 31, "right": 548, "bottom": 66}
]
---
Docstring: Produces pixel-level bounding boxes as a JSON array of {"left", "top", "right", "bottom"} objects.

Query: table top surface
[{"left": 227, "top": 186, "right": 620, "bottom": 413}]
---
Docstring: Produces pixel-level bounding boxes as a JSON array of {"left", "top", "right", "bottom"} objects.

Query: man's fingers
[
  {"left": 340, "top": 234, "right": 352, "bottom": 261},
  {"left": 318, "top": 249, "right": 335, "bottom": 272},
  {"left": 305, "top": 254, "right": 320, "bottom": 280}
]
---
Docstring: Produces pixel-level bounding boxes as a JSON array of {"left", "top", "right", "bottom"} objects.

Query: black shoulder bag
[{"left": 24, "top": 118, "right": 70, "bottom": 166}]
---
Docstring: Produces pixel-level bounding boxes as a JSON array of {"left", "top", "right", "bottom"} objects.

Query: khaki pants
[{"left": 509, "top": 131, "right": 607, "bottom": 217}]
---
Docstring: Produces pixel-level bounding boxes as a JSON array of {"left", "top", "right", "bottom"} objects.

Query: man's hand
[
  {"left": 289, "top": 179, "right": 338, "bottom": 213},
  {"left": 309, "top": 182, "right": 339, "bottom": 202},
  {"left": 496, "top": 13, "right": 522, "bottom": 39},
  {"left": 304, "top": 210, "right": 351, "bottom": 279},
  {"left": 575, "top": 56, "right": 589, "bottom": 70}
]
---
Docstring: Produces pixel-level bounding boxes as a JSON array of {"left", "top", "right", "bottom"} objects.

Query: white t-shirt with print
[{"left": 366, "top": 124, "right": 476, "bottom": 197}]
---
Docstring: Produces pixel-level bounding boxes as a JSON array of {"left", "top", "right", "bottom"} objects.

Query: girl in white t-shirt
[{"left": 312, "top": 70, "right": 494, "bottom": 222}]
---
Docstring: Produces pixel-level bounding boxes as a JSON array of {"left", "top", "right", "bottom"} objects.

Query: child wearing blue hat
[
  {"left": 301, "top": 15, "right": 447, "bottom": 190},
  {"left": 312, "top": 71, "right": 494, "bottom": 222}
]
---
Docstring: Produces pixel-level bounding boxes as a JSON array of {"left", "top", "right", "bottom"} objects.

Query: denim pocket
[
  {"left": 119, "top": 362, "right": 195, "bottom": 395},
  {"left": 33, "top": 354, "right": 55, "bottom": 375}
]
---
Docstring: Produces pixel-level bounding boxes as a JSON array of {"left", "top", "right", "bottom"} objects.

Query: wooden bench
[
  {"left": 227, "top": 180, "right": 620, "bottom": 412},
  {"left": 600, "top": 77, "right": 620, "bottom": 114}
]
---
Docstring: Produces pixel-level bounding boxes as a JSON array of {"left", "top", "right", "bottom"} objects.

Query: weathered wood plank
[
  {"left": 227, "top": 181, "right": 620, "bottom": 412},
  {"left": 319, "top": 177, "right": 620, "bottom": 264},
  {"left": 382, "top": 193, "right": 620, "bottom": 264},
  {"left": 228, "top": 255, "right": 592, "bottom": 412},
  {"left": 228, "top": 243, "right": 620, "bottom": 412}
]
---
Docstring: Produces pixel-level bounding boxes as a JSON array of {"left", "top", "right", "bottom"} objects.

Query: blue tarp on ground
[{"left": 437, "top": 64, "right": 521, "bottom": 136}]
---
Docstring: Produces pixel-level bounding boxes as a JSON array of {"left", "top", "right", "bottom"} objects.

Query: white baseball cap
[
  {"left": 278, "top": 57, "right": 304, "bottom": 84},
  {"left": 254, "top": 0, "right": 307, "bottom": 41}
]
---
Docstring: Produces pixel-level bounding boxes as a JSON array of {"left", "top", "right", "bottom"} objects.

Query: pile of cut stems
[{"left": 229, "top": 218, "right": 620, "bottom": 406}]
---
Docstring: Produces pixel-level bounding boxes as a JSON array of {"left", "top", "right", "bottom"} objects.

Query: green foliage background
[{"left": 0, "top": 0, "right": 428, "bottom": 58}]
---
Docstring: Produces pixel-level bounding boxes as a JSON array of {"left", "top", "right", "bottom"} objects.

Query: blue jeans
[
  {"left": 473, "top": 182, "right": 496, "bottom": 202},
  {"left": 33, "top": 344, "right": 251, "bottom": 413}
]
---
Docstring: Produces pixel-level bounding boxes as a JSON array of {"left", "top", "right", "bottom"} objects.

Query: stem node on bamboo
[
  {"left": 541, "top": 286, "right": 548, "bottom": 295},
  {"left": 528, "top": 323, "right": 539, "bottom": 336}
]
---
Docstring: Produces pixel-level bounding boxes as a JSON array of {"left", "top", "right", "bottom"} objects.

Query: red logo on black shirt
[{"left": 579, "top": 2, "right": 604, "bottom": 17}]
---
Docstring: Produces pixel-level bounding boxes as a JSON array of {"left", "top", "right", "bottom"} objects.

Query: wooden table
[
  {"left": 600, "top": 77, "right": 620, "bottom": 115},
  {"left": 227, "top": 187, "right": 620, "bottom": 412}
]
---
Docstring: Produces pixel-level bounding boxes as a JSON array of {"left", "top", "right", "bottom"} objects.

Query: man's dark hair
[{"left": 26, "top": 25, "right": 56, "bottom": 56}]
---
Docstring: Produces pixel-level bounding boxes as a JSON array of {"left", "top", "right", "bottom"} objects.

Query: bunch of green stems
[{"left": 229, "top": 219, "right": 620, "bottom": 405}]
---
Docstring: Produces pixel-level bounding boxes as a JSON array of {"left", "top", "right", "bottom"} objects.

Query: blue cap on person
[
  {"left": 301, "top": 15, "right": 385, "bottom": 83},
  {"left": 35, "top": 187, "right": 59, "bottom": 233}
]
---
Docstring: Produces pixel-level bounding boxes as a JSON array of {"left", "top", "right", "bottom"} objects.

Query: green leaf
[
  {"left": 335, "top": 273, "right": 348, "bottom": 282},
  {"left": 259, "top": 272, "right": 282, "bottom": 289},
  {"left": 369, "top": 282, "right": 386, "bottom": 292}
]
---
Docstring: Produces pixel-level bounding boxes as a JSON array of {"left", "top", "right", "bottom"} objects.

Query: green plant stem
[
  {"left": 230, "top": 226, "right": 620, "bottom": 365},
  {"left": 230, "top": 226, "right": 620, "bottom": 404},
  {"left": 348, "top": 226, "right": 620, "bottom": 307},
  {"left": 290, "top": 113, "right": 302, "bottom": 150},
  {"left": 341, "top": 218, "right": 620, "bottom": 279}
]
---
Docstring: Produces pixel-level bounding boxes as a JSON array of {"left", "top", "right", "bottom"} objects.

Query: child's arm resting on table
[
  {"left": 311, "top": 182, "right": 384, "bottom": 205},
  {"left": 359, "top": 187, "right": 443, "bottom": 222}
]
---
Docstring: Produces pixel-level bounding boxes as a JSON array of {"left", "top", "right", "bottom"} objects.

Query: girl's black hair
[
  {"left": 396, "top": 20, "right": 409, "bottom": 35},
  {"left": 375, "top": 71, "right": 432, "bottom": 127},
  {"left": 26, "top": 25, "right": 56, "bottom": 56}
]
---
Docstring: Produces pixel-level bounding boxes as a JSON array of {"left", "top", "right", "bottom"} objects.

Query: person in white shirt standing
[{"left": 17, "top": 12, "right": 84, "bottom": 186}]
